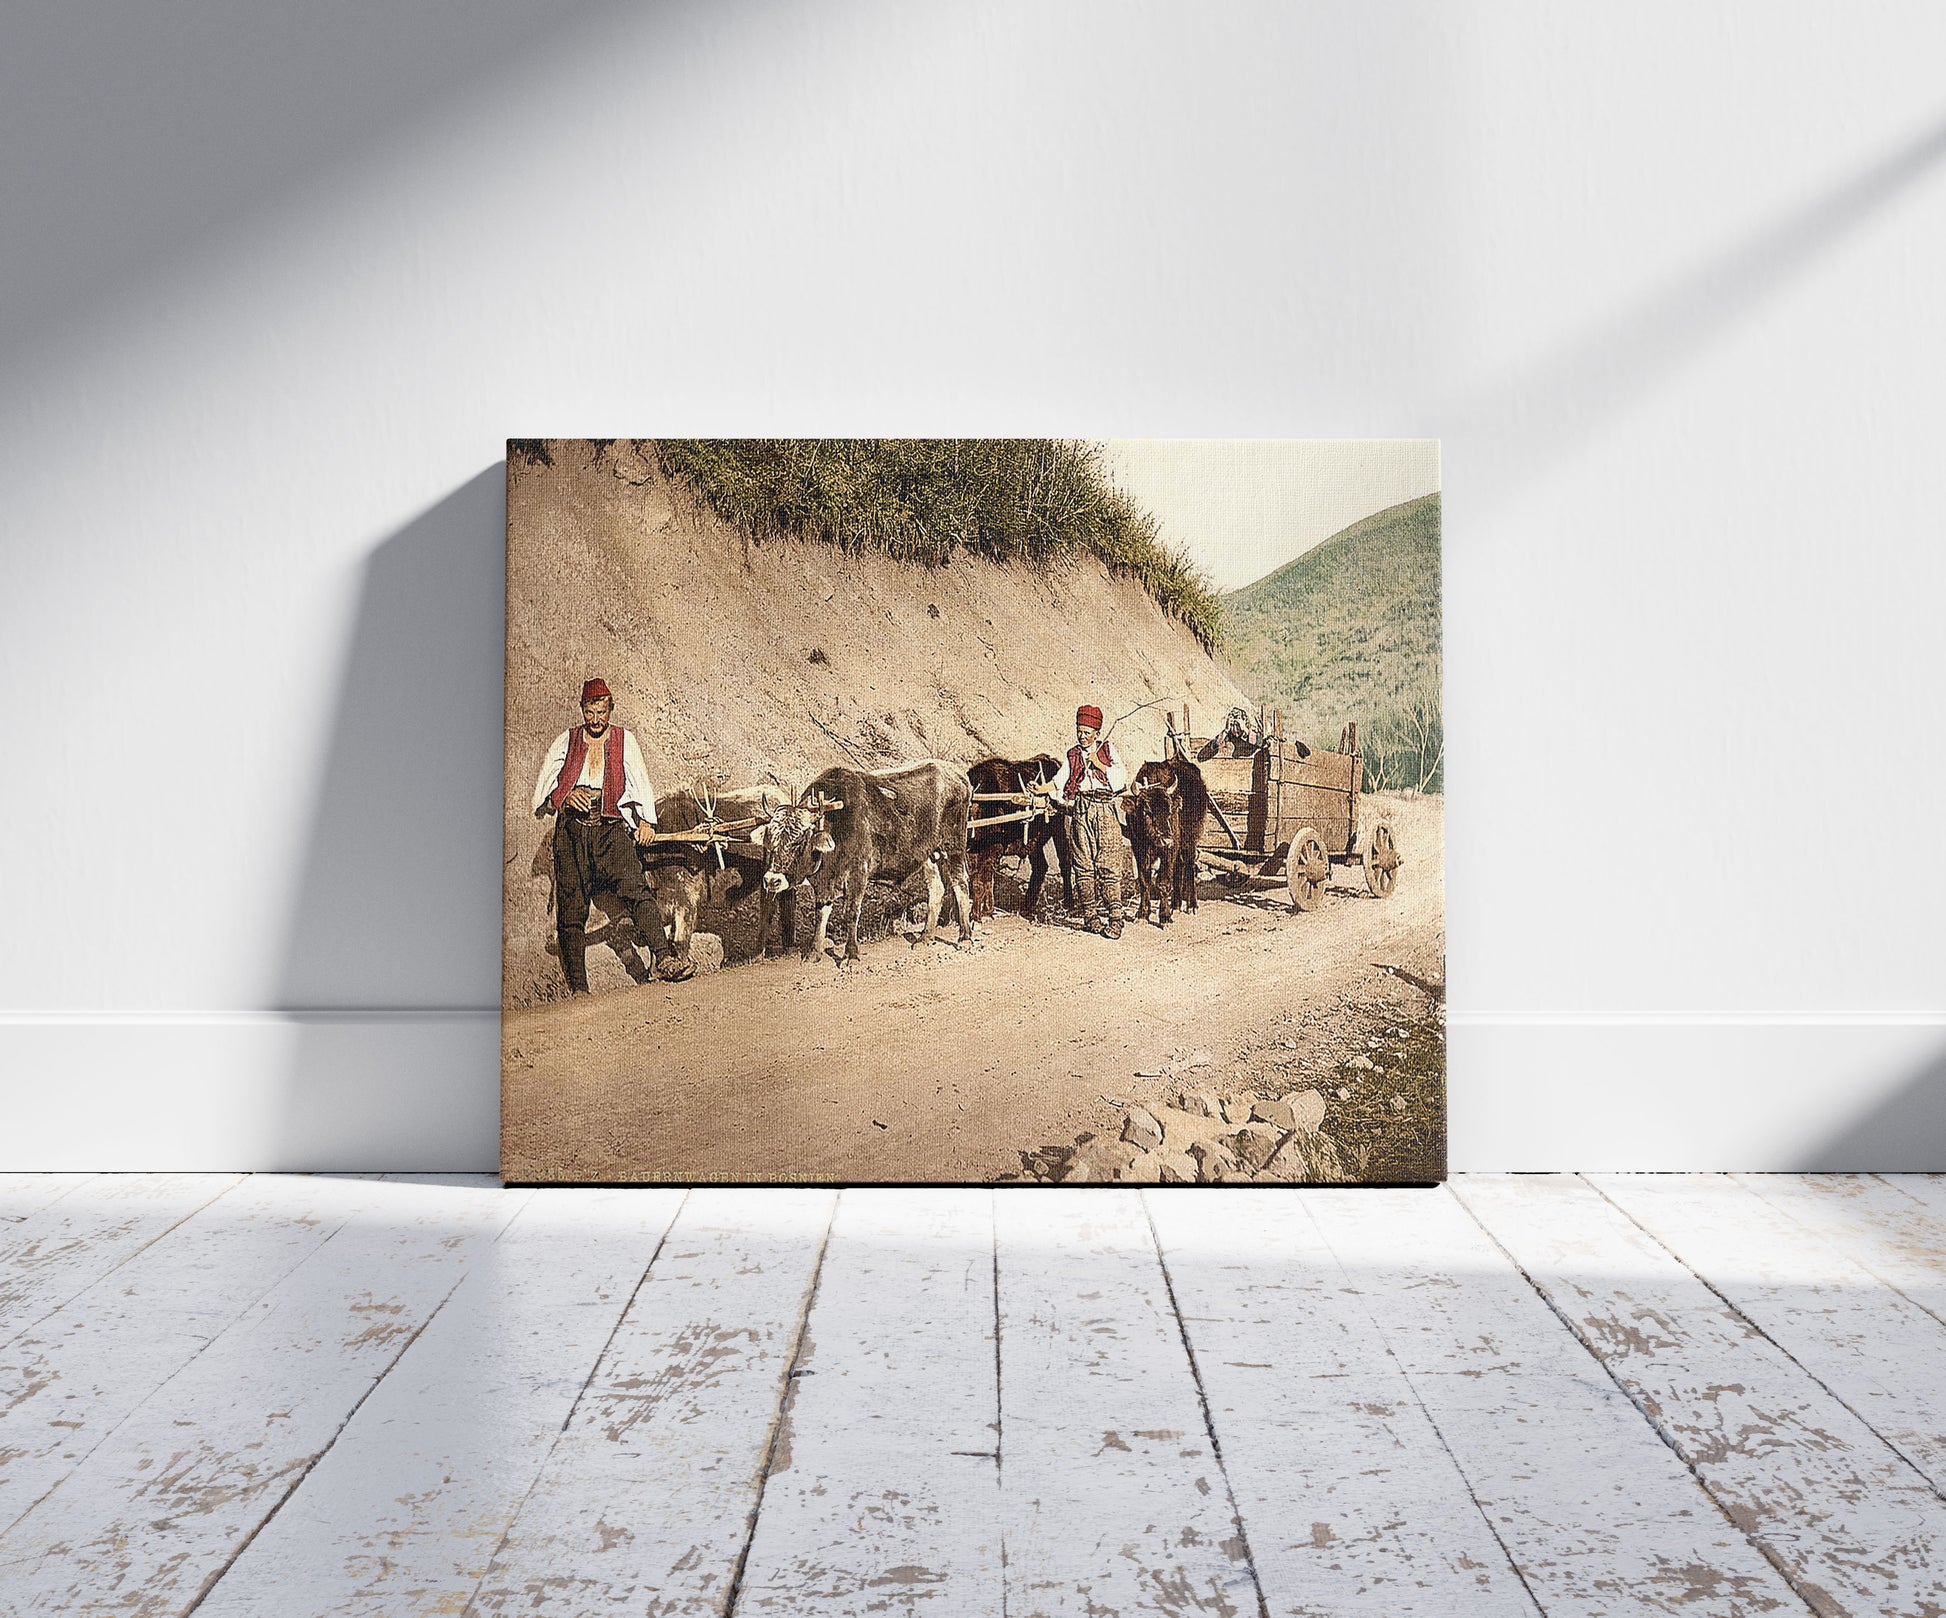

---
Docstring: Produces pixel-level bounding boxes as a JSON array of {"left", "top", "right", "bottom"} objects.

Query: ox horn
[{"left": 1162, "top": 777, "right": 1179, "bottom": 796}]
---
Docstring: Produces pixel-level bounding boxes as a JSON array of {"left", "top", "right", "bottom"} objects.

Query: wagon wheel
[
  {"left": 1285, "top": 827, "right": 1330, "bottom": 912},
  {"left": 1363, "top": 820, "right": 1402, "bottom": 898}
]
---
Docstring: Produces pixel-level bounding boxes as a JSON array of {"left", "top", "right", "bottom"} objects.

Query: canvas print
[{"left": 502, "top": 439, "right": 1444, "bottom": 1185}]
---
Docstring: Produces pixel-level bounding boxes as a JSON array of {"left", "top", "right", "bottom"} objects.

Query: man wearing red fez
[
  {"left": 531, "top": 678, "right": 694, "bottom": 993},
  {"left": 1031, "top": 702, "right": 1130, "bottom": 938}
]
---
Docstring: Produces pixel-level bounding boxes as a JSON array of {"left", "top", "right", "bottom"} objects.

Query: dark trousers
[{"left": 552, "top": 812, "right": 670, "bottom": 992}]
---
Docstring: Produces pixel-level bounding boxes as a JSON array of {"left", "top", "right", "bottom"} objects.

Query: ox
[
  {"left": 757, "top": 760, "right": 975, "bottom": 963},
  {"left": 1123, "top": 757, "right": 1211, "bottom": 926},
  {"left": 967, "top": 755, "right": 1075, "bottom": 922},
  {"left": 641, "top": 783, "right": 796, "bottom": 960}
]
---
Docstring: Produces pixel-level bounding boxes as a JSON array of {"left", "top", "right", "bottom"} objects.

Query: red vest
[
  {"left": 551, "top": 725, "right": 627, "bottom": 817},
  {"left": 1067, "top": 739, "right": 1114, "bottom": 792}
]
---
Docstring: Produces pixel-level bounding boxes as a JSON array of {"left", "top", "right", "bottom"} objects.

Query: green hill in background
[{"left": 1220, "top": 492, "right": 1442, "bottom": 792}]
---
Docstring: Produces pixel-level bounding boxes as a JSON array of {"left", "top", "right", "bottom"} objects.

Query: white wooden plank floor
[{"left": 0, "top": 1177, "right": 1941, "bottom": 1617}]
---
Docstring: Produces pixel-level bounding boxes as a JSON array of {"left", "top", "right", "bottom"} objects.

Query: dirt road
[{"left": 501, "top": 793, "right": 1444, "bottom": 1183}]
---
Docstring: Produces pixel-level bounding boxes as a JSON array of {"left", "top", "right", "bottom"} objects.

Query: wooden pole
[
  {"left": 649, "top": 828, "right": 761, "bottom": 847},
  {"left": 1272, "top": 713, "right": 1283, "bottom": 838},
  {"left": 1348, "top": 719, "right": 1360, "bottom": 829},
  {"left": 970, "top": 808, "right": 1045, "bottom": 831}
]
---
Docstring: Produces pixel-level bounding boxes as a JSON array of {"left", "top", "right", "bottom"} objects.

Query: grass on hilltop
[{"left": 652, "top": 438, "right": 1223, "bottom": 653}]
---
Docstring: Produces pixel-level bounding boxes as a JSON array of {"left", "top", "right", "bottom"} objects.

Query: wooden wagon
[{"left": 1168, "top": 706, "right": 1402, "bottom": 912}]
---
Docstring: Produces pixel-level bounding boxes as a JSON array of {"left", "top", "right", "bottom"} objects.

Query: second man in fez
[
  {"left": 1032, "top": 702, "right": 1130, "bottom": 938},
  {"left": 532, "top": 677, "right": 695, "bottom": 993}
]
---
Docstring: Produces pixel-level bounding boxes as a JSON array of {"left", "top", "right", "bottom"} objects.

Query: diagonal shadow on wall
[
  {"left": 270, "top": 466, "right": 506, "bottom": 1169},
  {"left": 1795, "top": 1046, "right": 1946, "bottom": 1172},
  {"left": 0, "top": 1, "right": 641, "bottom": 376},
  {"left": 1449, "top": 111, "right": 1946, "bottom": 513}
]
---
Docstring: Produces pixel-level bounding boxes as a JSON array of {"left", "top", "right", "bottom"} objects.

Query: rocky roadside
[{"left": 1010, "top": 983, "right": 1446, "bottom": 1186}]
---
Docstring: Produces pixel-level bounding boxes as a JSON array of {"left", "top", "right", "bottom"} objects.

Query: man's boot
[
  {"left": 1100, "top": 871, "right": 1124, "bottom": 940},
  {"left": 1073, "top": 872, "right": 1104, "bottom": 934},
  {"left": 557, "top": 925, "right": 591, "bottom": 996},
  {"left": 631, "top": 899, "right": 693, "bottom": 983}
]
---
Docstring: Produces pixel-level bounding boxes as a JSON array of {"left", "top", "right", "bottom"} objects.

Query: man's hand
[
  {"left": 634, "top": 821, "right": 658, "bottom": 847},
  {"left": 565, "top": 785, "right": 598, "bottom": 814}
]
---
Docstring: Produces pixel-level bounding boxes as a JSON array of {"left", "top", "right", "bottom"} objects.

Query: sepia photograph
[{"left": 502, "top": 438, "right": 1443, "bottom": 1185}]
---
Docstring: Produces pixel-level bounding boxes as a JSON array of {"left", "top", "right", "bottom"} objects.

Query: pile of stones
[{"left": 1031, "top": 1085, "right": 1345, "bottom": 1185}]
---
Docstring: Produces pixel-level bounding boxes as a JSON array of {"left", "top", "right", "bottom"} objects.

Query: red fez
[
  {"left": 1076, "top": 704, "right": 1104, "bottom": 730},
  {"left": 580, "top": 678, "right": 613, "bottom": 703}
]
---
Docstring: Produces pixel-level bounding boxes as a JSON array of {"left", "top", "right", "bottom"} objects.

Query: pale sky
[{"left": 1100, "top": 440, "right": 1441, "bottom": 593}]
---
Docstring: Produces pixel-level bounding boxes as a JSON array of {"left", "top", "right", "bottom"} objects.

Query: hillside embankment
[{"left": 505, "top": 444, "right": 1253, "bottom": 1006}]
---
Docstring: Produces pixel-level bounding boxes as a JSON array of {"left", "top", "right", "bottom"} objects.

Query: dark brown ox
[
  {"left": 1123, "top": 758, "right": 1211, "bottom": 926},
  {"left": 967, "top": 755, "right": 1074, "bottom": 922},
  {"left": 641, "top": 783, "right": 795, "bottom": 960},
  {"left": 758, "top": 760, "right": 974, "bottom": 963}
]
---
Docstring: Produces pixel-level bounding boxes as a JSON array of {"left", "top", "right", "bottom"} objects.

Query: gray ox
[
  {"left": 756, "top": 760, "right": 975, "bottom": 963},
  {"left": 641, "top": 782, "right": 795, "bottom": 959}
]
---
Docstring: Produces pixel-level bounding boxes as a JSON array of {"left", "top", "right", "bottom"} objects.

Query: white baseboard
[
  {"left": 0, "top": 1013, "right": 500, "bottom": 1173},
  {"left": 1449, "top": 1015, "right": 1946, "bottom": 1172},
  {"left": 2, "top": 1013, "right": 1940, "bottom": 1173}
]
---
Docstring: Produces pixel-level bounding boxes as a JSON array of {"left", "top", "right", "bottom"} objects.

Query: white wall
[{"left": 4, "top": 1, "right": 1943, "bottom": 1170}]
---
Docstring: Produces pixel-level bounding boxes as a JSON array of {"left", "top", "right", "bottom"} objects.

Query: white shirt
[
  {"left": 1048, "top": 739, "right": 1128, "bottom": 805},
  {"left": 532, "top": 727, "right": 658, "bottom": 827}
]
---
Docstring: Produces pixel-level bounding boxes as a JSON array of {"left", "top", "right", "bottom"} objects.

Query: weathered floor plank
[
  {"left": 9, "top": 1174, "right": 1942, "bottom": 1616},
  {"left": 0, "top": 1175, "right": 410, "bottom": 1536},
  {"left": 1877, "top": 1175, "right": 1946, "bottom": 1221},
  {"left": 1734, "top": 1175, "right": 1946, "bottom": 1325},
  {"left": 1309, "top": 1186, "right": 1806, "bottom": 1616},
  {"left": 995, "top": 1188, "right": 1261, "bottom": 1618},
  {"left": 191, "top": 1186, "right": 686, "bottom": 1617},
  {"left": 464, "top": 1188, "right": 837, "bottom": 1616},
  {"left": 1149, "top": 1189, "right": 1540, "bottom": 1616},
  {"left": 0, "top": 1174, "right": 245, "bottom": 1347},
  {"left": 732, "top": 1188, "right": 1002, "bottom": 1615},
  {"left": 0, "top": 1175, "right": 527, "bottom": 1616},
  {"left": 0, "top": 1174, "right": 96, "bottom": 1223},
  {"left": 1594, "top": 1173, "right": 1946, "bottom": 1499},
  {"left": 1459, "top": 1173, "right": 1946, "bottom": 1617}
]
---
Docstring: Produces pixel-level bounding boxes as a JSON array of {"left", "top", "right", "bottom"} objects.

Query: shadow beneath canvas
[{"left": 270, "top": 467, "right": 506, "bottom": 1170}]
